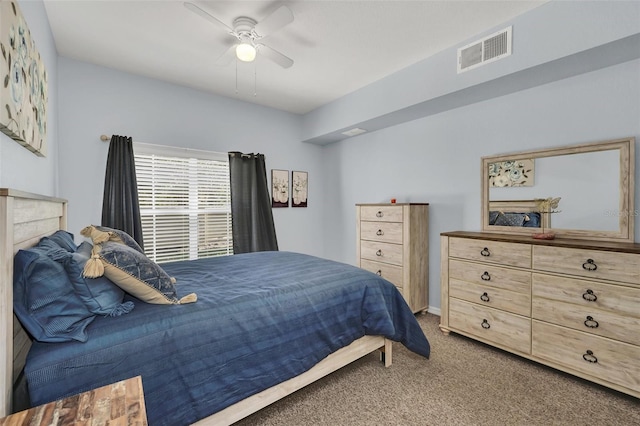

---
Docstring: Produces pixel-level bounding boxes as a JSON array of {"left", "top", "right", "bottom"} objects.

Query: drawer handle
[
  {"left": 582, "top": 259, "right": 598, "bottom": 271},
  {"left": 481, "top": 319, "right": 490, "bottom": 329},
  {"left": 376, "top": 249, "right": 382, "bottom": 257},
  {"left": 376, "top": 270, "right": 382, "bottom": 276},
  {"left": 481, "top": 271, "right": 491, "bottom": 281},
  {"left": 584, "top": 316, "right": 599, "bottom": 329},
  {"left": 582, "top": 350, "right": 598, "bottom": 363},
  {"left": 582, "top": 289, "right": 598, "bottom": 302},
  {"left": 480, "top": 292, "right": 490, "bottom": 302},
  {"left": 376, "top": 229, "right": 384, "bottom": 236},
  {"left": 376, "top": 211, "right": 384, "bottom": 218},
  {"left": 480, "top": 247, "right": 491, "bottom": 257}
]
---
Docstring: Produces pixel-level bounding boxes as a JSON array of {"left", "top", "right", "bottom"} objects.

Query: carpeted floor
[{"left": 236, "top": 313, "right": 640, "bottom": 426}]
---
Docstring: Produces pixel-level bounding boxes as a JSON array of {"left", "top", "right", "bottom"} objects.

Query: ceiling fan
[{"left": 184, "top": 2, "right": 295, "bottom": 69}]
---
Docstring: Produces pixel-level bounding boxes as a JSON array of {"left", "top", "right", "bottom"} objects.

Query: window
[{"left": 134, "top": 143, "right": 232, "bottom": 263}]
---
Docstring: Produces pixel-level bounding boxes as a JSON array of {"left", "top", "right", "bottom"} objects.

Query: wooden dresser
[
  {"left": 356, "top": 203, "right": 428, "bottom": 313},
  {"left": 440, "top": 231, "right": 640, "bottom": 398}
]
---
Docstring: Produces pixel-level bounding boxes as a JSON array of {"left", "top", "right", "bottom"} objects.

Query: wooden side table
[{"left": 0, "top": 376, "right": 147, "bottom": 425}]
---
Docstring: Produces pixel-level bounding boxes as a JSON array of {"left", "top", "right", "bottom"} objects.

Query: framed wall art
[
  {"left": 292, "top": 170, "right": 308, "bottom": 207},
  {"left": 0, "top": 0, "right": 48, "bottom": 156},
  {"left": 271, "top": 169, "right": 289, "bottom": 208},
  {"left": 488, "top": 159, "right": 534, "bottom": 187}
]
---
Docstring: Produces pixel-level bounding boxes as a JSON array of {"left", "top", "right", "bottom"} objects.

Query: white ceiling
[{"left": 43, "top": 0, "right": 548, "bottom": 115}]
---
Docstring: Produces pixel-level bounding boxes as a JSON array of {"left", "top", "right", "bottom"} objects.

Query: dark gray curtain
[
  {"left": 228, "top": 152, "right": 278, "bottom": 253},
  {"left": 101, "top": 135, "right": 144, "bottom": 250}
]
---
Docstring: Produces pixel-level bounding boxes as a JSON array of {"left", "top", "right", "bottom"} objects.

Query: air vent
[{"left": 457, "top": 26, "right": 512, "bottom": 73}]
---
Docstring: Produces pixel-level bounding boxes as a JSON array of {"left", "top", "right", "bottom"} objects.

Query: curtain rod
[{"left": 100, "top": 135, "right": 134, "bottom": 142}]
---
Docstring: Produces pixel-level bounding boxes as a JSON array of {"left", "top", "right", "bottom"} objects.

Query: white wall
[
  {"left": 322, "top": 59, "right": 640, "bottom": 312},
  {"left": 56, "top": 58, "right": 326, "bottom": 257},
  {"left": 0, "top": 1, "right": 58, "bottom": 195}
]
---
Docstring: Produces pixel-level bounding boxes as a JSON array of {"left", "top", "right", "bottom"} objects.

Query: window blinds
[{"left": 134, "top": 143, "right": 232, "bottom": 263}]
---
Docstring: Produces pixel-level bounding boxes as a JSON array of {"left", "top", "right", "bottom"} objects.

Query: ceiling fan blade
[
  {"left": 214, "top": 44, "right": 237, "bottom": 66},
  {"left": 184, "top": 2, "right": 233, "bottom": 33},
  {"left": 258, "top": 44, "right": 294, "bottom": 69},
  {"left": 254, "top": 5, "right": 294, "bottom": 37}
]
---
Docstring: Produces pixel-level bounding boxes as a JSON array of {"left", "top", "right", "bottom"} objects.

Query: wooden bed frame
[{"left": 0, "top": 188, "right": 392, "bottom": 424}]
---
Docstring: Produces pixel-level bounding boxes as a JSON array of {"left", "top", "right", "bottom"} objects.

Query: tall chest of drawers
[
  {"left": 356, "top": 203, "right": 429, "bottom": 313},
  {"left": 440, "top": 231, "right": 640, "bottom": 398}
]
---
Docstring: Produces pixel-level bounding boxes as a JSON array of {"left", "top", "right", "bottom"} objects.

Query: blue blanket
[{"left": 26, "top": 251, "right": 430, "bottom": 425}]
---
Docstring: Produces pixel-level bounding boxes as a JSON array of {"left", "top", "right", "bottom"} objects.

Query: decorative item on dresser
[
  {"left": 440, "top": 231, "right": 640, "bottom": 398},
  {"left": 356, "top": 203, "right": 429, "bottom": 313}
]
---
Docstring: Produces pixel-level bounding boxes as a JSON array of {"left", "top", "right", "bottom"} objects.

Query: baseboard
[{"left": 427, "top": 306, "right": 441, "bottom": 316}]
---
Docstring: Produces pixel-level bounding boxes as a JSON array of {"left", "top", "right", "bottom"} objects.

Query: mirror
[{"left": 481, "top": 137, "right": 635, "bottom": 243}]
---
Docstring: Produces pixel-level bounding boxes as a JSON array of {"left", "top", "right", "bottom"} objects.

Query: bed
[{"left": 0, "top": 189, "right": 431, "bottom": 425}]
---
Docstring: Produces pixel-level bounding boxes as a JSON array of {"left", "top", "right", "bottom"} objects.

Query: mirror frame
[{"left": 481, "top": 137, "right": 635, "bottom": 243}]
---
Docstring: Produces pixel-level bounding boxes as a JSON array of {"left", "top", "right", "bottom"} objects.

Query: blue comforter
[{"left": 26, "top": 251, "right": 430, "bottom": 425}]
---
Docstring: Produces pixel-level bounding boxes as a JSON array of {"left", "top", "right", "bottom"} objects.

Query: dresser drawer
[
  {"left": 360, "top": 240, "right": 403, "bottom": 266},
  {"left": 360, "top": 259, "right": 403, "bottom": 287},
  {"left": 449, "top": 299, "right": 531, "bottom": 354},
  {"left": 449, "top": 237, "right": 531, "bottom": 268},
  {"left": 360, "top": 205, "right": 403, "bottom": 223},
  {"left": 450, "top": 279, "right": 530, "bottom": 316},
  {"left": 533, "top": 246, "right": 640, "bottom": 285},
  {"left": 449, "top": 259, "right": 531, "bottom": 294},
  {"left": 360, "top": 221, "right": 403, "bottom": 244},
  {"left": 532, "top": 298, "right": 640, "bottom": 346},
  {"left": 532, "top": 273, "right": 640, "bottom": 319},
  {"left": 532, "top": 321, "right": 640, "bottom": 393}
]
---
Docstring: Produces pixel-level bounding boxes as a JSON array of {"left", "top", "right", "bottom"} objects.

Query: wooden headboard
[
  {"left": 489, "top": 199, "right": 551, "bottom": 229},
  {"left": 0, "top": 188, "right": 67, "bottom": 416}
]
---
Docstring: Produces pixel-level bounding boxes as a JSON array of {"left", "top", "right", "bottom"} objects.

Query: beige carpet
[{"left": 236, "top": 313, "right": 640, "bottom": 426}]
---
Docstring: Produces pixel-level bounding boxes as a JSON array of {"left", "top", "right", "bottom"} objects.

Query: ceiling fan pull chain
[
  {"left": 254, "top": 62, "right": 257, "bottom": 97},
  {"left": 235, "top": 59, "right": 239, "bottom": 95}
]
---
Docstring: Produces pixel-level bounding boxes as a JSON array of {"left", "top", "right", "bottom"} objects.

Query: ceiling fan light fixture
[
  {"left": 236, "top": 43, "right": 256, "bottom": 62},
  {"left": 186, "top": 3, "right": 294, "bottom": 68}
]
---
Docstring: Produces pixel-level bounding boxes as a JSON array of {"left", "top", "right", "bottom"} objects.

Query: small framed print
[
  {"left": 291, "top": 171, "right": 308, "bottom": 208},
  {"left": 271, "top": 169, "right": 289, "bottom": 208}
]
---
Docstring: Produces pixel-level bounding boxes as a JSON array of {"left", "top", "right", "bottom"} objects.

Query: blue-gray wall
[
  {"left": 2, "top": 1, "right": 639, "bottom": 314},
  {"left": 56, "top": 58, "right": 326, "bottom": 258},
  {"left": 322, "top": 59, "right": 640, "bottom": 313}
]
